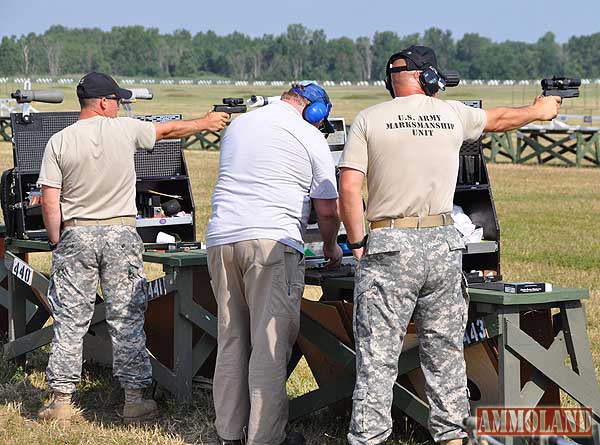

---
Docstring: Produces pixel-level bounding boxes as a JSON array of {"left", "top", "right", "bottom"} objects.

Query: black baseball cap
[
  {"left": 388, "top": 45, "right": 439, "bottom": 71},
  {"left": 76, "top": 72, "right": 132, "bottom": 100}
]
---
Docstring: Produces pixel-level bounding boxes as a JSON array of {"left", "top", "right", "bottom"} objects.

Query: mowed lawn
[{"left": 0, "top": 83, "right": 599, "bottom": 444}]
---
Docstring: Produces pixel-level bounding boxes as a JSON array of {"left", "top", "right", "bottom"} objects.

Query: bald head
[{"left": 390, "top": 58, "right": 425, "bottom": 97}]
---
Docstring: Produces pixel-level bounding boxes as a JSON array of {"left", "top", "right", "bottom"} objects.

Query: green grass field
[{"left": 0, "top": 84, "right": 599, "bottom": 444}]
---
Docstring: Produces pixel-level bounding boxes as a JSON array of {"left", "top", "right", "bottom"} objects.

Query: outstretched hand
[
  {"left": 202, "top": 109, "right": 230, "bottom": 132},
  {"left": 533, "top": 95, "right": 561, "bottom": 121}
]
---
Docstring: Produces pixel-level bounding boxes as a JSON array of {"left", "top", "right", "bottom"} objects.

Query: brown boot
[
  {"left": 38, "top": 391, "right": 78, "bottom": 424},
  {"left": 122, "top": 388, "right": 158, "bottom": 424}
]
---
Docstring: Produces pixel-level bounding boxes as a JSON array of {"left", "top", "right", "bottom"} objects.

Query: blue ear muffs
[
  {"left": 292, "top": 83, "right": 332, "bottom": 126},
  {"left": 304, "top": 101, "right": 328, "bottom": 125}
]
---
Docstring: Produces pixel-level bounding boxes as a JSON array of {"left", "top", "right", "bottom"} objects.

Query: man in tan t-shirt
[
  {"left": 339, "top": 46, "right": 561, "bottom": 445},
  {"left": 37, "top": 72, "right": 229, "bottom": 424}
]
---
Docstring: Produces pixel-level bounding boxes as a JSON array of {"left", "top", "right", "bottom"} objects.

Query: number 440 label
[{"left": 12, "top": 257, "right": 33, "bottom": 285}]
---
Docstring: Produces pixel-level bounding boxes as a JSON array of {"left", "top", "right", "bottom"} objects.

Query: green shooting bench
[
  {"left": 2, "top": 231, "right": 599, "bottom": 445},
  {"left": 295, "top": 271, "right": 600, "bottom": 445},
  {"left": 0, "top": 239, "right": 218, "bottom": 401},
  {"left": 0, "top": 117, "right": 11, "bottom": 142},
  {"left": 483, "top": 127, "right": 600, "bottom": 167},
  {"left": 515, "top": 127, "right": 600, "bottom": 167}
]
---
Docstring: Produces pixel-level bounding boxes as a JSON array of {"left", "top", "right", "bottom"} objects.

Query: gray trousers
[
  {"left": 208, "top": 240, "right": 304, "bottom": 445},
  {"left": 46, "top": 225, "right": 152, "bottom": 394},
  {"left": 348, "top": 226, "right": 470, "bottom": 444}
]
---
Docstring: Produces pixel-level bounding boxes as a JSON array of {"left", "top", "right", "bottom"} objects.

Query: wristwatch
[
  {"left": 48, "top": 240, "right": 58, "bottom": 251},
  {"left": 347, "top": 235, "right": 367, "bottom": 250}
]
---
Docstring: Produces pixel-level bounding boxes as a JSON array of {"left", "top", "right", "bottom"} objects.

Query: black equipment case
[
  {"left": 0, "top": 112, "right": 196, "bottom": 244},
  {"left": 456, "top": 100, "right": 501, "bottom": 282}
]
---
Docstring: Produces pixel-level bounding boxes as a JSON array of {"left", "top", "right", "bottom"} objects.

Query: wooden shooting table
[
  {"left": 0, "top": 241, "right": 219, "bottom": 401},
  {"left": 181, "top": 130, "right": 221, "bottom": 150},
  {"left": 516, "top": 127, "right": 600, "bottom": 167},
  {"left": 141, "top": 250, "right": 218, "bottom": 400},
  {"left": 1, "top": 238, "right": 57, "bottom": 364},
  {"left": 3, "top": 246, "right": 600, "bottom": 444},
  {"left": 295, "top": 273, "right": 600, "bottom": 445},
  {"left": 483, "top": 127, "right": 600, "bottom": 167}
]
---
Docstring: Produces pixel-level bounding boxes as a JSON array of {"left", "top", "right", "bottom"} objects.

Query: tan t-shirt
[
  {"left": 339, "top": 95, "right": 487, "bottom": 221},
  {"left": 37, "top": 116, "right": 156, "bottom": 221}
]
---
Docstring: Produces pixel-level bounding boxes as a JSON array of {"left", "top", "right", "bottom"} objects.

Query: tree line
[{"left": 0, "top": 25, "right": 598, "bottom": 81}]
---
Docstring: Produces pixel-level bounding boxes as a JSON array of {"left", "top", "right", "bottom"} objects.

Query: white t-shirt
[{"left": 206, "top": 100, "right": 338, "bottom": 253}]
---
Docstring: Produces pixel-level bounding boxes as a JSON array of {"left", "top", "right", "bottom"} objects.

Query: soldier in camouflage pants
[
  {"left": 36, "top": 71, "right": 229, "bottom": 423},
  {"left": 348, "top": 226, "right": 470, "bottom": 445},
  {"left": 46, "top": 225, "right": 152, "bottom": 394},
  {"left": 339, "top": 44, "right": 561, "bottom": 445}
]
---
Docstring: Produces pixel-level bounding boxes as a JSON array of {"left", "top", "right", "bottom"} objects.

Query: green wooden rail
[
  {"left": 0, "top": 117, "right": 11, "bottom": 142},
  {"left": 481, "top": 129, "right": 600, "bottom": 167},
  {"left": 181, "top": 130, "right": 221, "bottom": 150}
]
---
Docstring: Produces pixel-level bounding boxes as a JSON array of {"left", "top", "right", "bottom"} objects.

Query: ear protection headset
[
  {"left": 292, "top": 83, "right": 332, "bottom": 125},
  {"left": 385, "top": 50, "right": 447, "bottom": 98}
]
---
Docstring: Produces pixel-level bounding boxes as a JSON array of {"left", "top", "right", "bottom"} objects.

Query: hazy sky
[{"left": 1, "top": 0, "right": 598, "bottom": 43}]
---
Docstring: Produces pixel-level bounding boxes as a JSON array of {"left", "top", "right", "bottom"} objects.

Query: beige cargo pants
[{"left": 207, "top": 239, "right": 305, "bottom": 445}]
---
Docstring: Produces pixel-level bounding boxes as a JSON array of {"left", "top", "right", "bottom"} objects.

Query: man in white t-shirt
[
  {"left": 339, "top": 46, "right": 561, "bottom": 444},
  {"left": 206, "top": 83, "right": 342, "bottom": 445}
]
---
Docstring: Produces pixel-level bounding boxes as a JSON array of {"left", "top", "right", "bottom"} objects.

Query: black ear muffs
[
  {"left": 419, "top": 65, "right": 446, "bottom": 96},
  {"left": 385, "top": 50, "right": 444, "bottom": 98}
]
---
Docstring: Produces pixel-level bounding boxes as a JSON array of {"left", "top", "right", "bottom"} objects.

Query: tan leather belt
[
  {"left": 370, "top": 213, "right": 453, "bottom": 230},
  {"left": 63, "top": 216, "right": 136, "bottom": 227}
]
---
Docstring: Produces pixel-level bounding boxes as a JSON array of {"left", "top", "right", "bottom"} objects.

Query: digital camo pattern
[
  {"left": 348, "top": 226, "right": 470, "bottom": 444},
  {"left": 46, "top": 225, "right": 152, "bottom": 394}
]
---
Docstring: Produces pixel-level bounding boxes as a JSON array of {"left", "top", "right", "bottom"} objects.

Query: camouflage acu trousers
[
  {"left": 348, "top": 226, "right": 470, "bottom": 444},
  {"left": 46, "top": 225, "right": 152, "bottom": 394}
]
